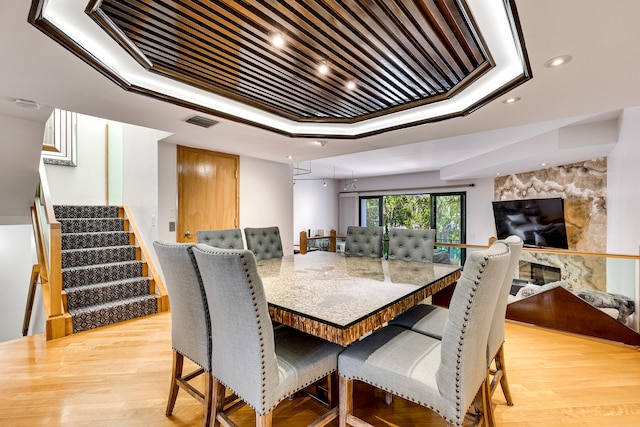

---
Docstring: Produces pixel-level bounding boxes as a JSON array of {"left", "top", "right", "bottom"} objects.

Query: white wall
[
  {"left": 0, "top": 115, "right": 46, "bottom": 341},
  {"left": 0, "top": 116, "right": 44, "bottom": 225},
  {"left": 157, "top": 141, "right": 177, "bottom": 243},
  {"left": 45, "top": 113, "right": 170, "bottom": 271},
  {"left": 293, "top": 178, "right": 338, "bottom": 244},
  {"left": 240, "top": 156, "right": 294, "bottom": 254},
  {"left": 157, "top": 143, "right": 295, "bottom": 255},
  {"left": 107, "top": 122, "right": 124, "bottom": 206},
  {"left": 45, "top": 114, "right": 107, "bottom": 205},
  {"left": 607, "top": 107, "right": 640, "bottom": 256},
  {"left": 121, "top": 125, "right": 171, "bottom": 270},
  {"left": 0, "top": 225, "right": 42, "bottom": 342},
  {"left": 328, "top": 170, "right": 495, "bottom": 246},
  {"left": 606, "top": 107, "right": 640, "bottom": 305}
]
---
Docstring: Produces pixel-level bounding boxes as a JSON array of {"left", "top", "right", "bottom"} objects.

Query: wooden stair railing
[
  {"left": 122, "top": 206, "right": 169, "bottom": 313},
  {"left": 31, "top": 159, "right": 65, "bottom": 340},
  {"left": 299, "top": 230, "right": 342, "bottom": 254},
  {"left": 29, "top": 159, "right": 169, "bottom": 340}
]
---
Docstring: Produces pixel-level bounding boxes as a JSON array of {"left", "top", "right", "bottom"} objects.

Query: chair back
[
  {"left": 244, "top": 226, "right": 283, "bottom": 261},
  {"left": 197, "top": 228, "right": 244, "bottom": 249},
  {"left": 153, "top": 241, "right": 211, "bottom": 371},
  {"left": 436, "top": 241, "right": 511, "bottom": 415},
  {"left": 192, "top": 245, "right": 278, "bottom": 412},
  {"left": 487, "top": 235, "right": 523, "bottom": 360},
  {"left": 388, "top": 228, "right": 436, "bottom": 262},
  {"left": 344, "top": 226, "right": 383, "bottom": 257}
]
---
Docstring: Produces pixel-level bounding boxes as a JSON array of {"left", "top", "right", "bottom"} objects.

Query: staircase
[{"left": 54, "top": 205, "right": 160, "bottom": 333}]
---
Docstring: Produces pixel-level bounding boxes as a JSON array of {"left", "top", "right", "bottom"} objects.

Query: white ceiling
[{"left": 2, "top": 0, "right": 640, "bottom": 181}]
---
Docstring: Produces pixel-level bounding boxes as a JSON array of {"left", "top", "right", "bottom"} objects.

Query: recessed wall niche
[{"left": 494, "top": 158, "right": 607, "bottom": 291}]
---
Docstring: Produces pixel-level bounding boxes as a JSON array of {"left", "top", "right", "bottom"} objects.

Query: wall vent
[{"left": 185, "top": 115, "right": 219, "bottom": 128}]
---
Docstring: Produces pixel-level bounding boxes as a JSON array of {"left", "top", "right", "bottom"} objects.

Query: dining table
[{"left": 257, "top": 251, "right": 462, "bottom": 346}]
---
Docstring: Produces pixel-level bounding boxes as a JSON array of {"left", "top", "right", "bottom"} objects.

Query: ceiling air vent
[{"left": 185, "top": 115, "right": 219, "bottom": 128}]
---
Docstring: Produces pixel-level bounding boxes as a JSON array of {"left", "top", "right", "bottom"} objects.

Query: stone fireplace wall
[{"left": 494, "top": 158, "right": 607, "bottom": 291}]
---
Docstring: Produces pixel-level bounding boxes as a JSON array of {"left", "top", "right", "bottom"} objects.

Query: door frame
[{"left": 177, "top": 145, "right": 240, "bottom": 242}]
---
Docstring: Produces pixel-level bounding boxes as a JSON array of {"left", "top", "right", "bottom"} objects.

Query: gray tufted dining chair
[
  {"left": 197, "top": 228, "right": 244, "bottom": 249},
  {"left": 244, "top": 226, "right": 283, "bottom": 261},
  {"left": 389, "top": 235, "right": 523, "bottom": 407},
  {"left": 338, "top": 240, "right": 511, "bottom": 427},
  {"left": 152, "top": 241, "right": 214, "bottom": 427},
  {"left": 387, "top": 228, "right": 436, "bottom": 262},
  {"left": 192, "top": 245, "right": 343, "bottom": 427},
  {"left": 344, "top": 226, "right": 383, "bottom": 257}
]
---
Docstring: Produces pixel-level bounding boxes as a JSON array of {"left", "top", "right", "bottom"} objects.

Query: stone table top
[{"left": 257, "top": 251, "right": 461, "bottom": 341}]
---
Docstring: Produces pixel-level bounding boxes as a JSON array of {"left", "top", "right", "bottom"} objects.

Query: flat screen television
[{"left": 492, "top": 197, "right": 569, "bottom": 249}]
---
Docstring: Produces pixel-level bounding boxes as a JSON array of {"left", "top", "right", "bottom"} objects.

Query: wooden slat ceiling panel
[{"left": 95, "top": 0, "right": 490, "bottom": 123}]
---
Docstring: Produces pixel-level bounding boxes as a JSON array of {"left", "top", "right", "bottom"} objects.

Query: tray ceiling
[
  {"left": 30, "top": 0, "right": 531, "bottom": 137},
  {"left": 93, "top": 0, "right": 491, "bottom": 123}
]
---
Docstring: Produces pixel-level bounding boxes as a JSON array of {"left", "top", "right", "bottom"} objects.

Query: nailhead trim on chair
[
  {"left": 240, "top": 252, "right": 270, "bottom": 412},
  {"left": 449, "top": 255, "right": 491, "bottom": 424},
  {"left": 185, "top": 246, "right": 212, "bottom": 367},
  {"left": 203, "top": 250, "right": 336, "bottom": 416},
  {"left": 342, "top": 374, "right": 456, "bottom": 425},
  {"left": 342, "top": 251, "right": 502, "bottom": 427}
]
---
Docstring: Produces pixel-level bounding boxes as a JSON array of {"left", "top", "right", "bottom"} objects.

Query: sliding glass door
[
  {"left": 432, "top": 193, "right": 465, "bottom": 263},
  {"left": 360, "top": 196, "right": 382, "bottom": 227},
  {"left": 359, "top": 192, "right": 466, "bottom": 263}
]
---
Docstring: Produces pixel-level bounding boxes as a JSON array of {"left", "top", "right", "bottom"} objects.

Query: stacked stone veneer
[{"left": 494, "top": 158, "right": 607, "bottom": 291}]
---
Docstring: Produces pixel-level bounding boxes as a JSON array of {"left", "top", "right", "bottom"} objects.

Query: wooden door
[{"left": 177, "top": 146, "right": 239, "bottom": 243}]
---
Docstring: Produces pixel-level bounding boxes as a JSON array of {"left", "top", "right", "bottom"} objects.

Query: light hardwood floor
[{"left": 1, "top": 312, "right": 639, "bottom": 426}]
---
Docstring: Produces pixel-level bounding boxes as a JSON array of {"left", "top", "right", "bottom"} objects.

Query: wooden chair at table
[
  {"left": 338, "top": 240, "right": 512, "bottom": 427},
  {"left": 390, "top": 235, "right": 523, "bottom": 408},
  {"left": 192, "top": 245, "right": 343, "bottom": 427},
  {"left": 153, "top": 241, "right": 236, "bottom": 427}
]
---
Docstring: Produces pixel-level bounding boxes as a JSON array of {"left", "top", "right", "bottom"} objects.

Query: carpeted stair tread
[
  {"left": 58, "top": 218, "right": 126, "bottom": 233},
  {"left": 61, "top": 231, "right": 131, "bottom": 250},
  {"left": 54, "top": 204, "right": 158, "bottom": 334},
  {"left": 63, "top": 260, "right": 143, "bottom": 289},
  {"left": 54, "top": 205, "right": 120, "bottom": 219},
  {"left": 65, "top": 277, "right": 151, "bottom": 310},
  {"left": 69, "top": 295, "right": 158, "bottom": 333},
  {"left": 62, "top": 245, "right": 137, "bottom": 268}
]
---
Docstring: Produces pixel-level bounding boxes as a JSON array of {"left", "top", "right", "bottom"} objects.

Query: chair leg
[
  {"left": 211, "top": 378, "right": 226, "bottom": 427},
  {"left": 339, "top": 376, "right": 353, "bottom": 427},
  {"left": 202, "top": 372, "right": 213, "bottom": 427},
  {"left": 166, "top": 350, "right": 183, "bottom": 416},
  {"left": 326, "top": 371, "right": 339, "bottom": 408},
  {"left": 494, "top": 344, "right": 514, "bottom": 406},
  {"left": 256, "top": 411, "right": 272, "bottom": 427},
  {"left": 484, "top": 374, "right": 496, "bottom": 427},
  {"left": 470, "top": 377, "right": 494, "bottom": 427}
]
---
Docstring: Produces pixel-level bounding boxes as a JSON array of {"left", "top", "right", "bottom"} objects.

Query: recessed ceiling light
[
  {"left": 270, "top": 32, "right": 284, "bottom": 47},
  {"left": 545, "top": 55, "right": 572, "bottom": 68},
  {"left": 287, "top": 155, "right": 293, "bottom": 159},
  {"left": 318, "top": 61, "right": 329, "bottom": 75},
  {"left": 502, "top": 96, "right": 521, "bottom": 104},
  {"left": 540, "top": 162, "right": 547, "bottom": 166},
  {"left": 346, "top": 81, "right": 356, "bottom": 90}
]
